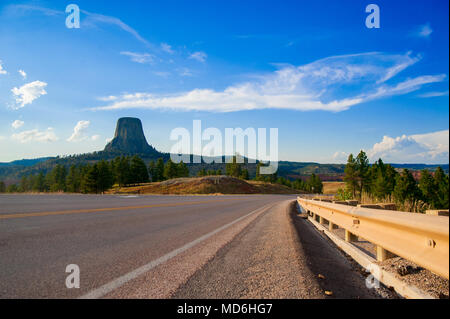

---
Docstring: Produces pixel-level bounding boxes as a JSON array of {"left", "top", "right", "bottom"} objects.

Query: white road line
[{"left": 79, "top": 203, "right": 274, "bottom": 299}]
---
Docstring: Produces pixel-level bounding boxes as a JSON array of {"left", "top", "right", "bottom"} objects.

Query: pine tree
[
  {"left": 344, "top": 154, "right": 358, "bottom": 198},
  {"left": 156, "top": 158, "right": 165, "bottom": 181},
  {"left": 66, "top": 165, "right": 80, "bottom": 193},
  {"left": 97, "top": 160, "right": 114, "bottom": 193},
  {"left": 240, "top": 169, "right": 249, "bottom": 180},
  {"left": 163, "top": 159, "right": 178, "bottom": 180},
  {"left": 434, "top": 167, "right": 449, "bottom": 209},
  {"left": 177, "top": 161, "right": 189, "bottom": 177},
  {"left": 148, "top": 160, "right": 157, "bottom": 181},
  {"left": 83, "top": 164, "right": 99, "bottom": 194},
  {"left": 130, "top": 156, "right": 149, "bottom": 184},
  {"left": 0, "top": 181, "right": 5, "bottom": 193},
  {"left": 355, "top": 150, "right": 370, "bottom": 195},
  {"left": 418, "top": 169, "right": 437, "bottom": 207},
  {"left": 33, "top": 172, "right": 46, "bottom": 192},
  {"left": 393, "top": 169, "right": 420, "bottom": 204}
]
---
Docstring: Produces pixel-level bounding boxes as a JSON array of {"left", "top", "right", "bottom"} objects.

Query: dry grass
[
  {"left": 107, "top": 176, "right": 301, "bottom": 195},
  {"left": 359, "top": 192, "right": 431, "bottom": 213},
  {"left": 322, "top": 182, "right": 345, "bottom": 195}
]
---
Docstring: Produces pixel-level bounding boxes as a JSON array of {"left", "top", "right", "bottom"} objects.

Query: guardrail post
[
  {"left": 345, "top": 230, "right": 358, "bottom": 242},
  {"left": 319, "top": 216, "right": 325, "bottom": 225},
  {"left": 329, "top": 222, "right": 338, "bottom": 231},
  {"left": 376, "top": 246, "right": 395, "bottom": 262}
]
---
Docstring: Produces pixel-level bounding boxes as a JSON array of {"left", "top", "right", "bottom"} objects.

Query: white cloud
[
  {"left": 12, "top": 128, "right": 58, "bottom": 143},
  {"left": 416, "top": 24, "right": 433, "bottom": 38},
  {"left": 120, "top": 51, "right": 154, "bottom": 64},
  {"left": 418, "top": 91, "right": 449, "bottom": 98},
  {"left": 11, "top": 81, "right": 47, "bottom": 108},
  {"left": 67, "top": 120, "right": 91, "bottom": 142},
  {"left": 367, "top": 130, "right": 449, "bottom": 164},
  {"left": 18, "top": 69, "right": 27, "bottom": 79},
  {"left": 91, "top": 135, "right": 100, "bottom": 141},
  {"left": 93, "top": 52, "right": 446, "bottom": 113},
  {"left": 161, "top": 43, "right": 174, "bottom": 54},
  {"left": 332, "top": 151, "right": 349, "bottom": 163},
  {"left": 189, "top": 51, "right": 207, "bottom": 62},
  {"left": 0, "top": 60, "right": 7, "bottom": 75},
  {"left": 11, "top": 120, "right": 24, "bottom": 129}
]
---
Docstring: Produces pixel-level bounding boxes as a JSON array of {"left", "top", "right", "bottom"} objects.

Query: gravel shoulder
[{"left": 173, "top": 200, "right": 384, "bottom": 299}]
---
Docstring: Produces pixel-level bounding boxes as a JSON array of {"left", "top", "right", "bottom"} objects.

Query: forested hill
[{"left": 0, "top": 150, "right": 448, "bottom": 185}]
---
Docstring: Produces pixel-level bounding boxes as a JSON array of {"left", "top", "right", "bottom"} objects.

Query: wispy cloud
[
  {"left": 367, "top": 130, "right": 449, "bottom": 164},
  {"left": 418, "top": 91, "right": 449, "bottom": 98},
  {"left": 11, "top": 120, "right": 24, "bottom": 129},
  {"left": 18, "top": 69, "right": 27, "bottom": 79},
  {"left": 120, "top": 51, "right": 154, "bottom": 64},
  {"left": 0, "top": 60, "right": 7, "bottom": 75},
  {"left": 12, "top": 128, "right": 58, "bottom": 143},
  {"left": 161, "top": 43, "right": 174, "bottom": 54},
  {"left": 92, "top": 52, "right": 446, "bottom": 113},
  {"left": 415, "top": 23, "right": 433, "bottom": 38},
  {"left": 189, "top": 51, "right": 207, "bottom": 63},
  {"left": 11, "top": 81, "right": 48, "bottom": 109}
]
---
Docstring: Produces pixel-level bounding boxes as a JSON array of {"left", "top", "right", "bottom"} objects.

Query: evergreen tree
[
  {"left": 197, "top": 168, "right": 206, "bottom": 177},
  {"left": 240, "top": 169, "right": 249, "bottom": 180},
  {"left": 83, "top": 164, "right": 99, "bottom": 193},
  {"left": 393, "top": 169, "right": 420, "bottom": 204},
  {"left": 33, "top": 172, "right": 46, "bottom": 192},
  {"left": 344, "top": 154, "right": 358, "bottom": 198},
  {"left": 418, "top": 169, "right": 438, "bottom": 207},
  {"left": 177, "top": 161, "right": 189, "bottom": 177},
  {"left": 66, "top": 165, "right": 81, "bottom": 193},
  {"left": 434, "top": 167, "right": 449, "bottom": 209},
  {"left": 97, "top": 160, "right": 114, "bottom": 193},
  {"left": 148, "top": 160, "right": 157, "bottom": 181},
  {"left": 163, "top": 159, "right": 178, "bottom": 180},
  {"left": 226, "top": 156, "right": 242, "bottom": 178},
  {"left": 155, "top": 158, "right": 165, "bottom": 181},
  {"left": 130, "top": 156, "right": 149, "bottom": 184},
  {"left": 355, "top": 150, "right": 370, "bottom": 195},
  {"left": 0, "top": 181, "right": 5, "bottom": 193}
]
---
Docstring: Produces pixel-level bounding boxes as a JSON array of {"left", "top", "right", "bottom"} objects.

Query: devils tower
[{"left": 104, "top": 117, "right": 157, "bottom": 154}]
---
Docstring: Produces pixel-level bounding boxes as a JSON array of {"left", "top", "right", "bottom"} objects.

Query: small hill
[{"left": 107, "top": 176, "right": 301, "bottom": 195}]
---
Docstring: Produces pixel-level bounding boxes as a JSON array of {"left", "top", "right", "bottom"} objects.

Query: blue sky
[{"left": 0, "top": 0, "right": 448, "bottom": 164}]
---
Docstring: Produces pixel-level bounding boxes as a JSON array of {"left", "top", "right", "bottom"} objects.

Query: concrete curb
[{"left": 307, "top": 216, "right": 435, "bottom": 299}]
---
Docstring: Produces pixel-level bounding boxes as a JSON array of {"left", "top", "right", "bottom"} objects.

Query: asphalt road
[
  {"left": 0, "top": 194, "right": 384, "bottom": 299},
  {"left": 0, "top": 194, "right": 292, "bottom": 298}
]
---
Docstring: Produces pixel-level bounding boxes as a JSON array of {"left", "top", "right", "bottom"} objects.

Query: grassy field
[{"left": 322, "top": 181, "right": 346, "bottom": 194}]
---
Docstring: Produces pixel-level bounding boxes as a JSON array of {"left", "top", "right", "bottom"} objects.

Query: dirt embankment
[{"left": 107, "top": 176, "right": 302, "bottom": 195}]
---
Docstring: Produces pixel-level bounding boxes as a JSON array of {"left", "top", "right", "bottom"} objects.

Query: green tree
[
  {"left": 148, "top": 160, "right": 157, "bottom": 181},
  {"left": 434, "top": 167, "right": 449, "bottom": 209},
  {"left": 344, "top": 154, "right": 358, "bottom": 198},
  {"left": 226, "top": 156, "right": 242, "bottom": 178},
  {"left": 163, "top": 159, "right": 178, "bottom": 180},
  {"left": 113, "top": 156, "right": 131, "bottom": 186},
  {"left": 393, "top": 169, "right": 420, "bottom": 204},
  {"left": 66, "top": 165, "right": 81, "bottom": 193},
  {"left": 155, "top": 158, "right": 165, "bottom": 181},
  {"left": 177, "top": 161, "right": 189, "bottom": 177},
  {"left": 355, "top": 150, "right": 370, "bottom": 195},
  {"left": 197, "top": 168, "right": 206, "bottom": 177},
  {"left": 130, "top": 156, "right": 149, "bottom": 184},
  {"left": 97, "top": 160, "right": 114, "bottom": 193},
  {"left": 240, "top": 169, "right": 249, "bottom": 180},
  {"left": 418, "top": 169, "right": 438, "bottom": 207},
  {"left": 33, "top": 172, "right": 46, "bottom": 192},
  {"left": 0, "top": 181, "right": 5, "bottom": 193},
  {"left": 83, "top": 164, "right": 99, "bottom": 194},
  {"left": 7, "top": 184, "right": 19, "bottom": 193}
]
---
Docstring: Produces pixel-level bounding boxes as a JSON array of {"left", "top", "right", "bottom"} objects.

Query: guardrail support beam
[
  {"left": 345, "top": 230, "right": 358, "bottom": 242},
  {"left": 319, "top": 216, "right": 325, "bottom": 225},
  {"left": 376, "top": 246, "right": 396, "bottom": 262},
  {"left": 329, "top": 222, "right": 338, "bottom": 231}
]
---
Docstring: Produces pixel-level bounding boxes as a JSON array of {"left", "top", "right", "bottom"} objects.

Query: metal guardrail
[{"left": 297, "top": 197, "right": 449, "bottom": 279}]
